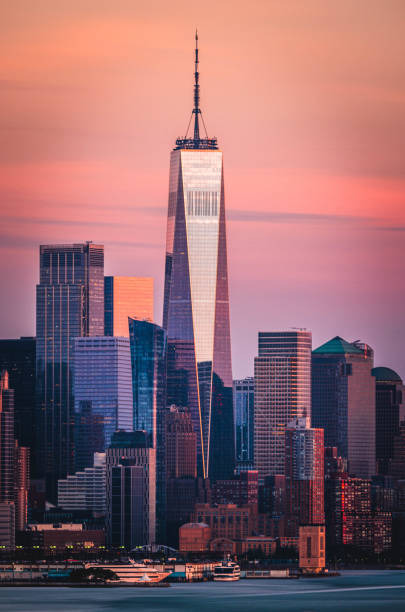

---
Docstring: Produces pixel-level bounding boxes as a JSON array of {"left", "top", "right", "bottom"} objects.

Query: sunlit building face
[
  {"left": 104, "top": 276, "right": 153, "bottom": 337},
  {"left": 162, "top": 36, "right": 234, "bottom": 479}
]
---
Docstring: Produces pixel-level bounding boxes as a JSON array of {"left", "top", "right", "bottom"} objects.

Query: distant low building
[
  {"left": 22, "top": 523, "right": 105, "bottom": 552},
  {"left": 193, "top": 503, "right": 252, "bottom": 541},
  {"left": 299, "top": 525, "right": 325, "bottom": 574},
  {"left": 179, "top": 522, "right": 211, "bottom": 552}
]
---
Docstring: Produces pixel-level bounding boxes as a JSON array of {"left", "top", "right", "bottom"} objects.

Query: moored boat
[
  {"left": 84, "top": 559, "right": 170, "bottom": 583},
  {"left": 213, "top": 559, "right": 241, "bottom": 582}
]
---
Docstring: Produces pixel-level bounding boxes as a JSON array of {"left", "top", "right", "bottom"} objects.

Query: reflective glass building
[
  {"left": 104, "top": 276, "right": 154, "bottom": 337},
  {"left": 163, "top": 35, "right": 234, "bottom": 479},
  {"left": 128, "top": 318, "right": 166, "bottom": 542},
  {"left": 73, "top": 336, "right": 133, "bottom": 471},
  {"left": 36, "top": 242, "right": 104, "bottom": 499}
]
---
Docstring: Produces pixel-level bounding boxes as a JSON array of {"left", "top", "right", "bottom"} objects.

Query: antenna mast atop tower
[
  {"left": 175, "top": 32, "right": 218, "bottom": 150},
  {"left": 193, "top": 30, "right": 200, "bottom": 141}
]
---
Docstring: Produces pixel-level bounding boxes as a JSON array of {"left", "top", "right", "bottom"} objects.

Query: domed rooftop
[
  {"left": 180, "top": 522, "right": 209, "bottom": 529},
  {"left": 372, "top": 366, "right": 402, "bottom": 383}
]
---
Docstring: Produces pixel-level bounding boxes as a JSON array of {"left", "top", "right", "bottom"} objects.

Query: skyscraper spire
[
  {"left": 193, "top": 30, "right": 200, "bottom": 141},
  {"left": 176, "top": 32, "right": 217, "bottom": 150}
]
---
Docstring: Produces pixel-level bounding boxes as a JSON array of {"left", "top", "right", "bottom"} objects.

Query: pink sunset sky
[{"left": 1, "top": 0, "right": 405, "bottom": 378}]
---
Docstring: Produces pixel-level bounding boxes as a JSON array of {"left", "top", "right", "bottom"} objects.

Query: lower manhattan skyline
[
  {"left": 2, "top": 2, "right": 405, "bottom": 607},
  {"left": 1, "top": 0, "right": 405, "bottom": 382}
]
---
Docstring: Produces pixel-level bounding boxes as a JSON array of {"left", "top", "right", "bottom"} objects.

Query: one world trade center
[{"left": 163, "top": 34, "right": 234, "bottom": 479}]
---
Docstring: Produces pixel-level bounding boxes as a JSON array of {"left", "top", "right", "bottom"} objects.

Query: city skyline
[{"left": 1, "top": 2, "right": 405, "bottom": 380}]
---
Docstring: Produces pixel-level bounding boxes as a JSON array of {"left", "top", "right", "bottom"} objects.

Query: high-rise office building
[
  {"left": 233, "top": 377, "right": 254, "bottom": 470},
  {"left": 106, "top": 431, "right": 156, "bottom": 547},
  {"left": 129, "top": 318, "right": 166, "bottom": 542},
  {"left": 254, "top": 331, "right": 312, "bottom": 480},
  {"left": 104, "top": 276, "right": 153, "bottom": 337},
  {"left": 285, "top": 417, "right": 324, "bottom": 536},
  {"left": 165, "top": 406, "right": 197, "bottom": 479},
  {"left": 165, "top": 406, "right": 197, "bottom": 546},
  {"left": 162, "top": 34, "right": 234, "bottom": 480},
  {"left": 0, "top": 337, "right": 36, "bottom": 469},
  {"left": 73, "top": 336, "right": 132, "bottom": 471},
  {"left": 372, "top": 367, "right": 404, "bottom": 476},
  {"left": 36, "top": 242, "right": 104, "bottom": 498},
  {"left": 312, "top": 336, "right": 375, "bottom": 479},
  {"left": 0, "top": 371, "right": 15, "bottom": 504}
]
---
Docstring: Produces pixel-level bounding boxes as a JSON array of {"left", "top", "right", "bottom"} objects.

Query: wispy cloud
[
  {"left": 227, "top": 210, "right": 377, "bottom": 225},
  {"left": 374, "top": 225, "right": 405, "bottom": 232},
  {"left": 2, "top": 215, "right": 125, "bottom": 228}
]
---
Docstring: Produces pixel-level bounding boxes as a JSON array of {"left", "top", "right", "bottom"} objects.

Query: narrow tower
[{"left": 163, "top": 34, "right": 234, "bottom": 479}]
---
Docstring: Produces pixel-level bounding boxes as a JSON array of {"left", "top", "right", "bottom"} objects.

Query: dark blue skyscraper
[
  {"left": 0, "top": 337, "right": 36, "bottom": 473},
  {"left": 128, "top": 318, "right": 166, "bottom": 542},
  {"left": 233, "top": 377, "right": 255, "bottom": 470},
  {"left": 163, "top": 34, "right": 234, "bottom": 480},
  {"left": 372, "top": 367, "right": 404, "bottom": 476},
  {"left": 36, "top": 242, "right": 104, "bottom": 499}
]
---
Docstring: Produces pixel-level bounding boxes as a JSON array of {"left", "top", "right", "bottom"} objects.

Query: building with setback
[
  {"left": 58, "top": 452, "right": 106, "bottom": 517},
  {"left": 104, "top": 276, "right": 153, "bottom": 336},
  {"left": 36, "top": 242, "right": 104, "bottom": 499},
  {"left": 312, "top": 336, "right": 375, "bottom": 479},
  {"left": 254, "top": 331, "right": 312, "bottom": 481},
  {"left": 162, "top": 34, "right": 234, "bottom": 480}
]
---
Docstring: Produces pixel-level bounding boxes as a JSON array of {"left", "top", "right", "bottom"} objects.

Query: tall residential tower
[{"left": 163, "top": 34, "right": 234, "bottom": 480}]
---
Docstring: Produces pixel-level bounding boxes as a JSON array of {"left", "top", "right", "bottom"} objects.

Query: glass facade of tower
[
  {"left": 163, "top": 148, "right": 234, "bottom": 480},
  {"left": 128, "top": 318, "right": 166, "bottom": 542},
  {"left": 73, "top": 336, "right": 133, "bottom": 471},
  {"left": 36, "top": 243, "right": 104, "bottom": 499}
]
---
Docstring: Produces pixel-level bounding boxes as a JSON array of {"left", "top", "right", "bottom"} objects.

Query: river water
[{"left": 1, "top": 570, "right": 405, "bottom": 611}]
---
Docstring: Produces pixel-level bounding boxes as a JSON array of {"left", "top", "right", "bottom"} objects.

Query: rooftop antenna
[
  {"left": 193, "top": 29, "right": 200, "bottom": 141},
  {"left": 177, "top": 32, "right": 217, "bottom": 150}
]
